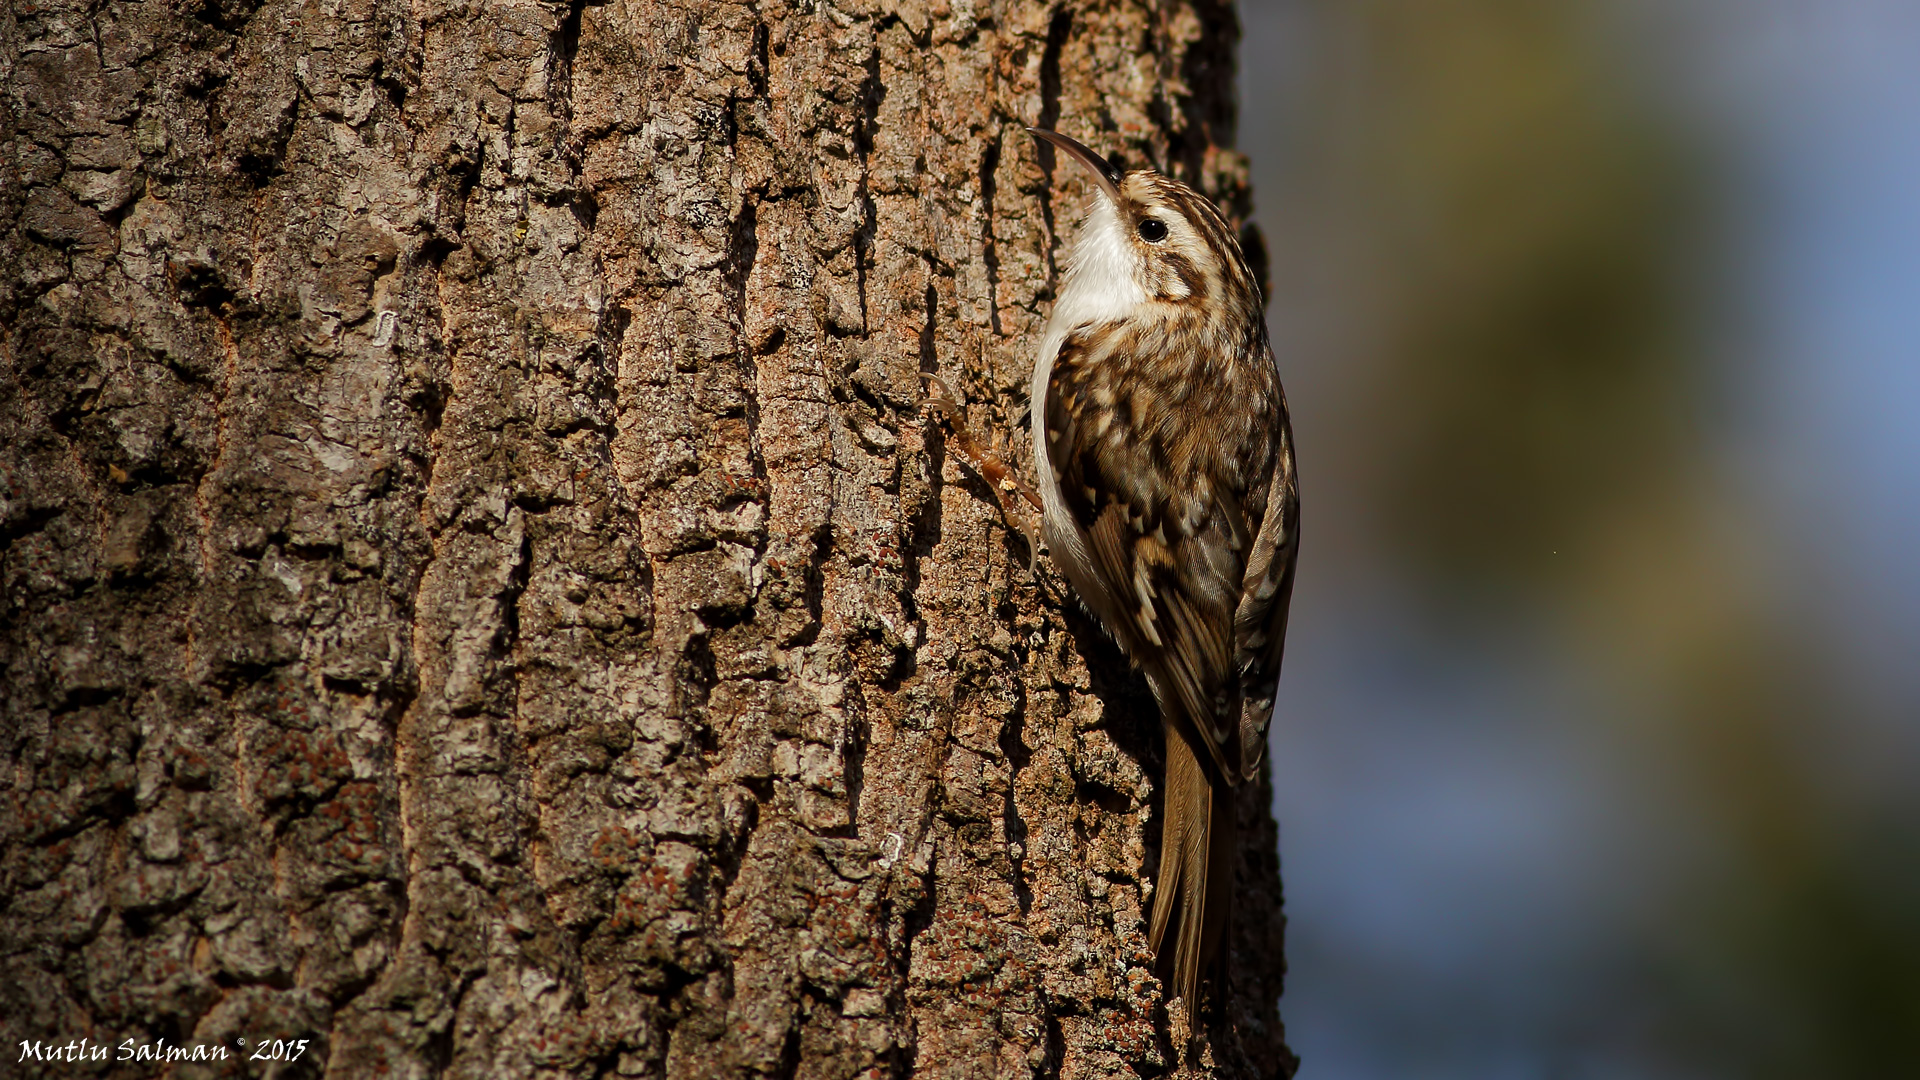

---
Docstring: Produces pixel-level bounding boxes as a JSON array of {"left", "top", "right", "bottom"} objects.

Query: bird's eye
[{"left": 1137, "top": 218, "right": 1168, "bottom": 243}]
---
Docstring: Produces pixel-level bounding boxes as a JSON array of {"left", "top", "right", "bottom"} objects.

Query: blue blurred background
[{"left": 1237, "top": 1, "right": 1920, "bottom": 1075}]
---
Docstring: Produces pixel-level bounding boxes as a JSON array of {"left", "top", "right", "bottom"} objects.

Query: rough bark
[{"left": 0, "top": 0, "right": 1291, "bottom": 1072}]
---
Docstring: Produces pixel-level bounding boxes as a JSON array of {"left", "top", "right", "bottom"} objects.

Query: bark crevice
[{"left": 0, "top": 0, "right": 1291, "bottom": 1072}]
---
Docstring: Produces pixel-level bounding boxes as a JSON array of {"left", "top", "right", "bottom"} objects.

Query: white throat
[
  {"left": 1032, "top": 195, "right": 1145, "bottom": 398},
  {"left": 1029, "top": 194, "right": 1145, "bottom": 556},
  {"left": 1049, "top": 195, "right": 1147, "bottom": 333}
]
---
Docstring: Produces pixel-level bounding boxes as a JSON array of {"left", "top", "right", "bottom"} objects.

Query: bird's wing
[
  {"left": 1232, "top": 390, "right": 1297, "bottom": 783},
  {"left": 1044, "top": 331, "right": 1261, "bottom": 783}
]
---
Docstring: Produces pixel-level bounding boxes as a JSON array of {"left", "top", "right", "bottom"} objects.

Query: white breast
[{"left": 1029, "top": 195, "right": 1143, "bottom": 609}]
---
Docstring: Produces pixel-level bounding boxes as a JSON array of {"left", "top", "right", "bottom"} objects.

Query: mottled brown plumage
[{"left": 1027, "top": 128, "right": 1299, "bottom": 1015}]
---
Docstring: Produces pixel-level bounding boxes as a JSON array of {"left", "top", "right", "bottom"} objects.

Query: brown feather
[{"left": 1150, "top": 718, "right": 1237, "bottom": 1011}]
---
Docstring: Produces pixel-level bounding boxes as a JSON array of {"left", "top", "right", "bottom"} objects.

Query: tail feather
[{"left": 1149, "top": 719, "right": 1236, "bottom": 1010}]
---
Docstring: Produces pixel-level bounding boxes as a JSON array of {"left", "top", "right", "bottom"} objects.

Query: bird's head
[{"left": 1028, "top": 127, "right": 1260, "bottom": 318}]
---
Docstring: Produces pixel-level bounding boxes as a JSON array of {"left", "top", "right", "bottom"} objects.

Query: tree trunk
[{"left": 0, "top": 0, "right": 1292, "bottom": 1071}]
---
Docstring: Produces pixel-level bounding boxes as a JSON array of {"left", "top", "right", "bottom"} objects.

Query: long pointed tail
[{"left": 1148, "top": 719, "right": 1236, "bottom": 1010}]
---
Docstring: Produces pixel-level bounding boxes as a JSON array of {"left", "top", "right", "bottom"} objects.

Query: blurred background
[{"left": 1238, "top": 0, "right": 1920, "bottom": 1075}]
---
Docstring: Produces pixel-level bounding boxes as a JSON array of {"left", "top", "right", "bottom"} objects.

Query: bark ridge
[{"left": 0, "top": 0, "right": 1292, "bottom": 1073}]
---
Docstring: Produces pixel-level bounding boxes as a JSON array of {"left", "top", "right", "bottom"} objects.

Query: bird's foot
[{"left": 920, "top": 373, "right": 1045, "bottom": 572}]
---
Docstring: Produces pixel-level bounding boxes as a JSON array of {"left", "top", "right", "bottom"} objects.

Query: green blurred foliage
[
  {"left": 1318, "top": 0, "right": 1696, "bottom": 594},
  {"left": 1657, "top": 635, "right": 1920, "bottom": 1077}
]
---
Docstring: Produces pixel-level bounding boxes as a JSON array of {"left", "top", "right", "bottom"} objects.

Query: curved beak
[{"left": 1027, "top": 127, "right": 1124, "bottom": 203}]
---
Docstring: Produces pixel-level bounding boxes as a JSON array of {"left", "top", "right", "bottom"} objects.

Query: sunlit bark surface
[{"left": 0, "top": 0, "right": 1291, "bottom": 1073}]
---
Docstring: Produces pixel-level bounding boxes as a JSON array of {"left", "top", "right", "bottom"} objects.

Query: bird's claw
[{"left": 919, "top": 371, "right": 1047, "bottom": 572}]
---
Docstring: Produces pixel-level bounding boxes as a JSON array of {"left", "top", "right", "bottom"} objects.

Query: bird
[{"left": 1025, "top": 127, "right": 1298, "bottom": 1014}]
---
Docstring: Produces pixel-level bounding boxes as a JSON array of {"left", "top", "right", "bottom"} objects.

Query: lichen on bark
[{"left": 0, "top": 0, "right": 1293, "bottom": 1073}]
